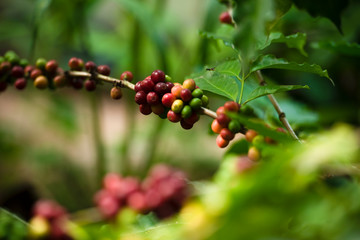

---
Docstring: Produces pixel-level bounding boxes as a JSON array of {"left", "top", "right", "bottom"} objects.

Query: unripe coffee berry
[
  {"left": 228, "top": 120, "right": 241, "bottom": 133},
  {"left": 84, "top": 79, "right": 96, "bottom": 91},
  {"left": 245, "top": 130, "right": 258, "bottom": 142},
  {"left": 53, "top": 75, "right": 66, "bottom": 88},
  {"left": 191, "top": 88, "right": 203, "bottom": 98},
  {"left": 11, "top": 66, "right": 24, "bottom": 78},
  {"left": 14, "top": 78, "right": 27, "bottom": 90},
  {"left": 139, "top": 104, "right": 152, "bottom": 115},
  {"left": 30, "top": 69, "right": 43, "bottom": 80},
  {"left": 181, "top": 105, "right": 192, "bottom": 119},
  {"left": 201, "top": 95, "right": 209, "bottom": 106},
  {"left": 97, "top": 65, "right": 111, "bottom": 76},
  {"left": 216, "top": 113, "right": 230, "bottom": 127},
  {"left": 154, "top": 82, "right": 168, "bottom": 95},
  {"left": 151, "top": 104, "right": 165, "bottom": 115},
  {"left": 167, "top": 110, "right": 181, "bottom": 123},
  {"left": 162, "top": 93, "right": 176, "bottom": 108},
  {"left": 211, "top": 119, "right": 223, "bottom": 134},
  {"left": 19, "top": 59, "right": 29, "bottom": 68},
  {"left": 171, "top": 99, "right": 184, "bottom": 113},
  {"left": 252, "top": 135, "right": 265, "bottom": 146},
  {"left": 248, "top": 146, "right": 260, "bottom": 161},
  {"left": 120, "top": 71, "right": 133, "bottom": 82},
  {"left": 135, "top": 91, "right": 147, "bottom": 105},
  {"left": 189, "top": 98, "right": 202, "bottom": 110},
  {"left": 110, "top": 86, "right": 122, "bottom": 99},
  {"left": 45, "top": 60, "right": 58, "bottom": 73},
  {"left": 151, "top": 70, "right": 165, "bottom": 83},
  {"left": 180, "top": 88, "right": 192, "bottom": 102},
  {"left": 171, "top": 85, "right": 183, "bottom": 98},
  {"left": 180, "top": 119, "right": 193, "bottom": 130},
  {"left": 219, "top": 11, "right": 233, "bottom": 25},
  {"left": 85, "top": 61, "right": 96, "bottom": 72},
  {"left": 220, "top": 128, "right": 235, "bottom": 141},
  {"left": 147, "top": 92, "right": 160, "bottom": 105},
  {"left": 141, "top": 79, "right": 155, "bottom": 93},
  {"left": 182, "top": 79, "right": 196, "bottom": 91},
  {"left": 216, "top": 135, "right": 229, "bottom": 148},
  {"left": 34, "top": 76, "right": 48, "bottom": 89},
  {"left": 224, "top": 101, "right": 239, "bottom": 112},
  {"left": 36, "top": 58, "right": 47, "bottom": 69}
]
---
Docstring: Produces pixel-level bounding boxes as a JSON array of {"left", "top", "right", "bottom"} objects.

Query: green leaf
[
  {"left": 243, "top": 85, "right": 309, "bottom": 104},
  {"left": 258, "top": 32, "right": 308, "bottom": 56},
  {"left": 215, "top": 59, "right": 241, "bottom": 76},
  {"left": 312, "top": 41, "right": 360, "bottom": 57},
  {"left": 250, "top": 55, "right": 334, "bottom": 85},
  {"left": 199, "top": 26, "right": 235, "bottom": 48},
  {"left": 191, "top": 70, "right": 240, "bottom": 101}
]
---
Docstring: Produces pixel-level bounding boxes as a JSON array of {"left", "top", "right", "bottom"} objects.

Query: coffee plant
[{"left": 0, "top": 0, "right": 359, "bottom": 239}]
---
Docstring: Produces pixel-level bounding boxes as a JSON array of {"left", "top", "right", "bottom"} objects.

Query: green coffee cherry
[
  {"left": 36, "top": 58, "right": 47, "bottom": 69},
  {"left": 5, "top": 51, "right": 20, "bottom": 65},
  {"left": 189, "top": 98, "right": 202, "bottom": 110},
  {"left": 165, "top": 75, "right": 172, "bottom": 82},
  {"left": 252, "top": 135, "right": 265, "bottom": 147},
  {"left": 19, "top": 59, "right": 29, "bottom": 67},
  {"left": 201, "top": 95, "right": 209, "bottom": 107},
  {"left": 171, "top": 99, "right": 184, "bottom": 113},
  {"left": 192, "top": 88, "right": 203, "bottom": 98},
  {"left": 181, "top": 105, "right": 192, "bottom": 119},
  {"left": 228, "top": 120, "right": 241, "bottom": 133}
]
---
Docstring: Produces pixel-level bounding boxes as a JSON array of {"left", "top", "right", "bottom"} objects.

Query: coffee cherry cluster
[
  {"left": 28, "top": 200, "right": 72, "bottom": 240},
  {"left": 94, "top": 164, "right": 189, "bottom": 220},
  {"left": 135, "top": 70, "right": 209, "bottom": 130},
  {"left": 211, "top": 101, "right": 243, "bottom": 148}
]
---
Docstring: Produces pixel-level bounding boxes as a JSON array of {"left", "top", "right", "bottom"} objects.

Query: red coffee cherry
[
  {"left": 183, "top": 112, "right": 200, "bottom": 125},
  {"left": 151, "top": 70, "right": 165, "bottom": 83},
  {"left": 120, "top": 71, "right": 133, "bottom": 82},
  {"left": 97, "top": 65, "right": 111, "bottom": 76},
  {"left": 220, "top": 128, "right": 235, "bottom": 141},
  {"left": 134, "top": 81, "right": 142, "bottom": 92},
  {"left": 182, "top": 79, "right": 196, "bottom": 91},
  {"left": 147, "top": 92, "right": 160, "bottom": 105},
  {"left": 211, "top": 119, "right": 223, "bottom": 134},
  {"left": 53, "top": 75, "right": 67, "bottom": 88},
  {"left": 165, "top": 82, "right": 174, "bottom": 92},
  {"left": 216, "top": 134, "right": 229, "bottom": 148},
  {"left": 85, "top": 61, "right": 97, "bottom": 72},
  {"left": 141, "top": 78, "right": 155, "bottom": 93},
  {"left": 162, "top": 93, "right": 176, "bottom": 108},
  {"left": 68, "top": 57, "right": 83, "bottom": 70},
  {"left": 224, "top": 101, "right": 239, "bottom": 112},
  {"left": 171, "top": 85, "right": 183, "bottom": 98},
  {"left": 154, "top": 82, "right": 168, "bottom": 95},
  {"left": 110, "top": 86, "right": 122, "bottom": 99},
  {"left": 33, "top": 200, "right": 66, "bottom": 221},
  {"left": 139, "top": 104, "right": 152, "bottom": 115},
  {"left": 245, "top": 129, "right": 258, "bottom": 142},
  {"left": 11, "top": 66, "right": 24, "bottom": 78},
  {"left": 180, "top": 88, "right": 192, "bottom": 102},
  {"left": 236, "top": 155, "right": 256, "bottom": 174},
  {"left": 14, "top": 78, "right": 27, "bottom": 90},
  {"left": 219, "top": 11, "right": 233, "bottom": 25},
  {"left": 24, "top": 65, "right": 35, "bottom": 76},
  {"left": 45, "top": 60, "right": 58, "bottom": 73},
  {"left": 151, "top": 104, "right": 165, "bottom": 115},
  {"left": 167, "top": 110, "right": 181, "bottom": 123},
  {"left": 180, "top": 119, "right": 193, "bottom": 130},
  {"left": 127, "top": 191, "right": 147, "bottom": 212},
  {"left": 30, "top": 69, "right": 43, "bottom": 80},
  {"left": 216, "top": 106, "right": 225, "bottom": 116},
  {"left": 84, "top": 79, "right": 96, "bottom": 91},
  {"left": 216, "top": 113, "right": 230, "bottom": 127},
  {"left": 71, "top": 78, "right": 83, "bottom": 89},
  {"left": 135, "top": 91, "right": 147, "bottom": 105},
  {"left": 94, "top": 190, "right": 120, "bottom": 219}
]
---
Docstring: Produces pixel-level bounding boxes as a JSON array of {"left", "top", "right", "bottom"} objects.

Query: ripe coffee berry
[
  {"left": 147, "top": 92, "right": 160, "bottom": 105},
  {"left": 11, "top": 66, "right": 24, "bottom": 78},
  {"left": 85, "top": 61, "right": 96, "bottom": 72},
  {"left": 219, "top": 11, "right": 233, "bottom": 25},
  {"left": 220, "top": 128, "right": 235, "bottom": 141},
  {"left": 183, "top": 112, "right": 200, "bottom": 125},
  {"left": 139, "top": 104, "right": 152, "bottom": 115},
  {"left": 180, "top": 119, "right": 193, "bottom": 130},
  {"left": 14, "top": 78, "right": 27, "bottom": 90},
  {"left": 30, "top": 69, "right": 42, "bottom": 80},
  {"left": 216, "top": 134, "right": 229, "bottom": 148},
  {"left": 34, "top": 76, "right": 48, "bottom": 89},
  {"left": 24, "top": 65, "right": 34, "bottom": 76},
  {"left": 180, "top": 88, "right": 192, "bottom": 102},
  {"left": 134, "top": 81, "right": 142, "bottom": 92},
  {"left": 171, "top": 85, "right": 183, "bottom": 98},
  {"left": 110, "top": 86, "right": 122, "bottom": 100},
  {"left": 165, "top": 82, "right": 174, "bottom": 92},
  {"left": 84, "top": 79, "right": 96, "bottom": 91},
  {"left": 97, "top": 65, "right": 111, "bottom": 76},
  {"left": 211, "top": 119, "right": 223, "bottom": 134},
  {"left": 182, "top": 79, "right": 196, "bottom": 91},
  {"left": 162, "top": 93, "right": 176, "bottom": 108},
  {"left": 45, "top": 60, "right": 58, "bottom": 73},
  {"left": 135, "top": 91, "right": 147, "bottom": 105},
  {"left": 224, "top": 101, "right": 239, "bottom": 112},
  {"left": 245, "top": 129, "right": 258, "bottom": 142},
  {"left": 217, "top": 113, "right": 231, "bottom": 127},
  {"left": 151, "top": 70, "right": 165, "bottom": 83},
  {"left": 167, "top": 110, "right": 181, "bottom": 123},
  {"left": 248, "top": 146, "right": 260, "bottom": 161},
  {"left": 68, "top": 57, "right": 83, "bottom": 70},
  {"left": 151, "top": 104, "right": 165, "bottom": 115},
  {"left": 154, "top": 82, "right": 168, "bottom": 95},
  {"left": 120, "top": 71, "right": 133, "bottom": 82},
  {"left": 53, "top": 75, "right": 66, "bottom": 88},
  {"left": 141, "top": 78, "right": 155, "bottom": 93},
  {"left": 71, "top": 78, "right": 83, "bottom": 89}
]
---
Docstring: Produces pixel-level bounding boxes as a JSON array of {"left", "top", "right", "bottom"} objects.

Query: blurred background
[{"left": 0, "top": 0, "right": 359, "bottom": 221}]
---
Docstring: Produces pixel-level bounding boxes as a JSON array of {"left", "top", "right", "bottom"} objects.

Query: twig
[{"left": 255, "top": 70, "right": 301, "bottom": 142}]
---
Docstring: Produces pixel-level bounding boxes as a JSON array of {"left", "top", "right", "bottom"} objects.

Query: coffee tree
[{"left": 0, "top": 0, "right": 359, "bottom": 239}]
